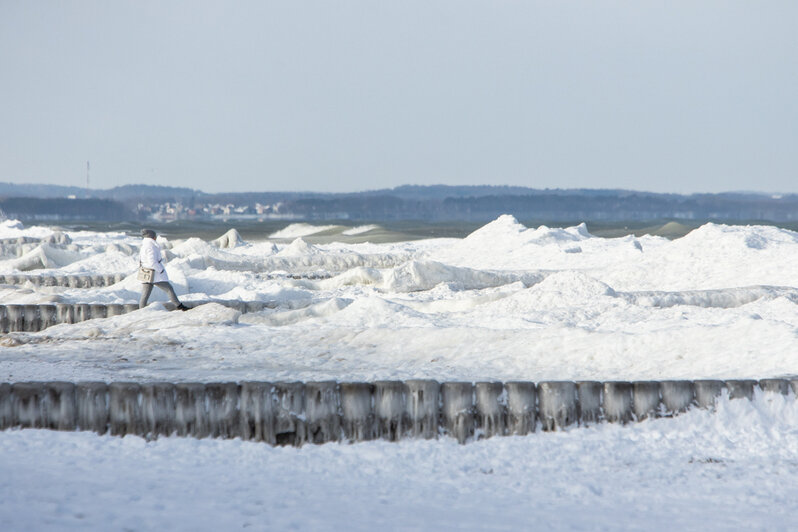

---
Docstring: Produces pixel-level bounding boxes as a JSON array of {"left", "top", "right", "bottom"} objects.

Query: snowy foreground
[
  {"left": 2, "top": 394, "right": 798, "bottom": 531},
  {"left": 3, "top": 216, "right": 798, "bottom": 529}
]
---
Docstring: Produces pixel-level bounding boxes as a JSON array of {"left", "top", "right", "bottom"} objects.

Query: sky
[{"left": 1, "top": 1, "right": 796, "bottom": 194}]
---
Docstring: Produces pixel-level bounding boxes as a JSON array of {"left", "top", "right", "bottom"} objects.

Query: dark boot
[{"left": 176, "top": 303, "right": 189, "bottom": 311}]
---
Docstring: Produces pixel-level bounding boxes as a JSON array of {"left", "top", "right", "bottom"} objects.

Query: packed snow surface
[
  {"left": 2, "top": 393, "right": 798, "bottom": 530},
  {"left": 2, "top": 215, "right": 798, "bottom": 382}
]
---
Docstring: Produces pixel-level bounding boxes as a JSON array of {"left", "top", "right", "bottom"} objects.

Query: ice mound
[
  {"left": 464, "top": 271, "right": 622, "bottom": 327},
  {"left": 242, "top": 298, "right": 351, "bottom": 326},
  {"left": 130, "top": 302, "right": 241, "bottom": 328},
  {"left": 571, "top": 222, "right": 592, "bottom": 238},
  {"left": 0, "top": 219, "right": 24, "bottom": 231},
  {"left": 628, "top": 223, "right": 798, "bottom": 290},
  {"left": 185, "top": 302, "right": 241, "bottom": 326},
  {"left": 677, "top": 223, "right": 798, "bottom": 251},
  {"left": 39, "top": 231, "right": 72, "bottom": 245},
  {"left": 171, "top": 238, "right": 217, "bottom": 257},
  {"left": 0, "top": 220, "right": 62, "bottom": 243},
  {"left": 58, "top": 246, "right": 137, "bottom": 275},
  {"left": 278, "top": 238, "right": 320, "bottom": 257},
  {"left": 313, "top": 261, "right": 540, "bottom": 293},
  {"left": 119, "top": 302, "right": 241, "bottom": 330},
  {"left": 463, "top": 215, "right": 592, "bottom": 247},
  {"left": 211, "top": 228, "right": 245, "bottom": 249},
  {"left": 525, "top": 271, "right": 618, "bottom": 307},
  {"left": 526, "top": 222, "right": 593, "bottom": 244},
  {"left": 269, "top": 223, "right": 340, "bottom": 239},
  {"left": 317, "top": 267, "right": 383, "bottom": 289},
  {"left": 331, "top": 295, "right": 432, "bottom": 328},
  {"left": 428, "top": 215, "right": 598, "bottom": 270},
  {"left": 464, "top": 214, "right": 528, "bottom": 242},
  {"left": 170, "top": 238, "right": 246, "bottom": 269},
  {"left": 104, "top": 242, "right": 137, "bottom": 255}
]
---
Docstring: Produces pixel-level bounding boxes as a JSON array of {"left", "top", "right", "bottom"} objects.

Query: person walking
[{"left": 139, "top": 228, "right": 188, "bottom": 310}]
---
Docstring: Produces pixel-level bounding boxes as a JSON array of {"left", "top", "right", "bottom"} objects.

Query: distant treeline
[
  {"left": 0, "top": 197, "right": 128, "bottom": 221},
  {"left": 278, "top": 192, "right": 798, "bottom": 222},
  {"left": 437, "top": 193, "right": 798, "bottom": 222}
]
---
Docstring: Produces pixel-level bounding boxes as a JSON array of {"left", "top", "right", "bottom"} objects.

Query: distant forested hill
[{"left": 0, "top": 182, "right": 201, "bottom": 201}]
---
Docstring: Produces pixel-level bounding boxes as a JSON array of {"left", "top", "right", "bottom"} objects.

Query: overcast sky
[{"left": 1, "top": 1, "right": 796, "bottom": 194}]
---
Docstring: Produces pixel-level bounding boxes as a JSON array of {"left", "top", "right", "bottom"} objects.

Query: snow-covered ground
[
  {"left": 2, "top": 216, "right": 798, "bottom": 530},
  {"left": 2, "top": 393, "right": 798, "bottom": 530},
  {"left": 1, "top": 215, "right": 797, "bottom": 382}
]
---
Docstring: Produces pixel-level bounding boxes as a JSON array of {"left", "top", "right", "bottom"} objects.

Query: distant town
[{"left": 139, "top": 201, "right": 297, "bottom": 222}]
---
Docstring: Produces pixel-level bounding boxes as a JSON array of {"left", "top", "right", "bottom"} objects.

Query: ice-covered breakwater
[
  {"left": 0, "top": 302, "right": 275, "bottom": 333},
  {"left": 1, "top": 272, "right": 333, "bottom": 290},
  {"left": 0, "top": 273, "right": 126, "bottom": 288},
  {"left": 1, "top": 379, "right": 794, "bottom": 445}
]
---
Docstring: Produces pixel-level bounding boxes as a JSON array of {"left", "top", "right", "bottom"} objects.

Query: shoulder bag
[{"left": 137, "top": 261, "right": 155, "bottom": 283}]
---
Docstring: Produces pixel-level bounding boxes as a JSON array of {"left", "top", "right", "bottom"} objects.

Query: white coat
[{"left": 139, "top": 237, "right": 169, "bottom": 283}]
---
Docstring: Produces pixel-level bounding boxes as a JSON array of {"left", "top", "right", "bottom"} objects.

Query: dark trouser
[{"left": 140, "top": 282, "right": 182, "bottom": 309}]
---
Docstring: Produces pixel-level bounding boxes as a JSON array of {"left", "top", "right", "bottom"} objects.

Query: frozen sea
[{"left": 2, "top": 216, "right": 798, "bottom": 530}]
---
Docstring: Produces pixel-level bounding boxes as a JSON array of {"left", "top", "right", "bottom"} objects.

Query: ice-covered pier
[{"left": 1, "top": 379, "right": 794, "bottom": 445}]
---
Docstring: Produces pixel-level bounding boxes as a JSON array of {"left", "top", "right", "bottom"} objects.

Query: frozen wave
[
  {"left": 342, "top": 224, "right": 379, "bottom": 236},
  {"left": 269, "top": 223, "right": 341, "bottom": 239}
]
